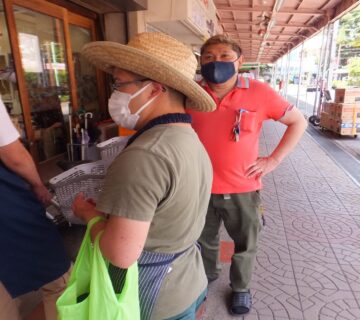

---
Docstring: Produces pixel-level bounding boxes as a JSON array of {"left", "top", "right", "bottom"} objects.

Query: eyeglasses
[{"left": 112, "top": 78, "right": 149, "bottom": 91}]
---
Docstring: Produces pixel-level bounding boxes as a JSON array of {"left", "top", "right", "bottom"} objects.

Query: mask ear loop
[
  {"left": 134, "top": 83, "right": 161, "bottom": 115},
  {"left": 130, "top": 82, "right": 152, "bottom": 99}
]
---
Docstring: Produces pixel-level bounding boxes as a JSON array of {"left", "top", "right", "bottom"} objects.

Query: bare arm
[
  {"left": 245, "top": 107, "right": 307, "bottom": 178},
  {"left": 0, "top": 139, "right": 51, "bottom": 204},
  {"left": 270, "top": 107, "right": 308, "bottom": 162},
  {"left": 73, "top": 193, "right": 150, "bottom": 268}
]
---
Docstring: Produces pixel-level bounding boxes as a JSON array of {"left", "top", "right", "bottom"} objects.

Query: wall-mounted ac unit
[{"left": 146, "top": 0, "right": 212, "bottom": 45}]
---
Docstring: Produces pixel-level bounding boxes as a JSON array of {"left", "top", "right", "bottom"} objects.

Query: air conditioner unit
[{"left": 146, "top": 0, "right": 211, "bottom": 45}]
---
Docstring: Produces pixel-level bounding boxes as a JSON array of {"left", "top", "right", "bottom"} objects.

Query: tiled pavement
[{"left": 203, "top": 120, "right": 360, "bottom": 320}]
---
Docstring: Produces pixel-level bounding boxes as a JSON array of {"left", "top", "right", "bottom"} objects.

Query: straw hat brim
[{"left": 81, "top": 41, "right": 216, "bottom": 112}]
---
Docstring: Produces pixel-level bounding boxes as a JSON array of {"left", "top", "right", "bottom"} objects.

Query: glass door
[
  {"left": 13, "top": 5, "right": 70, "bottom": 161},
  {"left": 0, "top": 1, "right": 26, "bottom": 140},
  {"left": 6, "top": 0, "right": 102, "bottom": 163},
  {"left": 69, "top": 23, "right": 99, "bottom": 114}
]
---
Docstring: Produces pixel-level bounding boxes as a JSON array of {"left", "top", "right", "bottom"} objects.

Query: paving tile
[
  {"left": 336, "top": 193, "right": 360, "bottom": 214},
  {"left": 265, "top": 144, "right": 281, "bottom": 153},
  {"left": 258, "top": 231, "right": 290, "bottom": 257},
  {"left": 262, "top": 173, "right": 276, "bottom": 187},
  {"left": 331, "top": 244, "right": 360, "bottom": 266},
  {"left": 296, "top": 167, "right": 324, "bottom": 178},
  {"left": 281, "top": 212, "right": 328, "bottom": 243},
  {"left": 331, "top": 243, "right": 360, "bottom": 292},
  {"left": 245, "top": 285, "right": 303, "bottom": 320},
  {"left": 259, "top": 212, "right": 286, "bottom": 238},
  {"left": 219, "top": 226, "right": 232, "bottom": 242},
  {"left": 350, "top": 215, "right": 360, "bottom": 228},
  {"left": 291, "top": 159, "right": 314, "bottom": 169},
  {"left": 288, "top": 240, "right": 338, "bottom": 265},
  {"left": 274, "top": 160, "right": 294, "bottom": 170},
  {"left": 318, "top": 167, "right": 350, "bottom": 178},
  {"left": 339, "top": 264, "right": 360, "bottom": 293},
  {"left": 254, "top": 254, "right": 296, "bottom": 287},
  {"left": 298, "top": 176, "right": 333, "bottom": 193},
  {"left": 273, "top": 169, "right": 299, "bottom": 178},
  {"left": 274, "top": 176, "right": 303, "bottom": 189},
  {"left": 317, "top": 214, "right": 360, "bottom": 245},
  {"left": 352, "top": 291, "right": 360, "bottom": 304},
  {"left": 298, "top": 287, "right": 360, "bottom": 320},
  {"left": 324, "top": 177, "right": 360, "bottom": 195},
  {"left": 275, "top": 188, "right": 309, "bottom": 202},
  {"left": 260, "top": 187, "right": 278, "bottom": 200},
  {"left": 278, "top": 199, "right": 316, "bottom": 215},
  {"left": 293, "top": 261, "right": 350, "bottom": 291},
  {"left": 308, "top": 192, "right": 349, "bottom": 214}
]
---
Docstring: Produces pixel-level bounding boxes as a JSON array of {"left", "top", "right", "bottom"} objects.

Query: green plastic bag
[{"left": 56, "top": 218, "right": 140, "bottom": 320}]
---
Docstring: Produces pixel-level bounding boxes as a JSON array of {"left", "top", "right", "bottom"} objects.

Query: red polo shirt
[{"left": 188, "top": 76, "right": 291, "bottom": 194}]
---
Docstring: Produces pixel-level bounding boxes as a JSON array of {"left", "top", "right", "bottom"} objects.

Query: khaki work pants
[
  {"left": 0, "top": 267, "right": 71, "bottom": 320},
  {"left": 198, "top": 192, "right": 262, "bottom": 292}
]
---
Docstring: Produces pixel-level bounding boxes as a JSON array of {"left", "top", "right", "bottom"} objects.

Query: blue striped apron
[{"left": 109, "top": 248, "right": 191, "bottom": 320}]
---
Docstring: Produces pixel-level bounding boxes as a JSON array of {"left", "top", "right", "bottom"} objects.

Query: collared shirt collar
[{"left": 236, "top": 76, "right": 250, "bottom": 89}]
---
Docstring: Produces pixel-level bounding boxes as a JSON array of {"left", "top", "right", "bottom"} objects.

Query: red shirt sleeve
[{"left": 251, "top": 80, "right": 292, "bottom": 121}]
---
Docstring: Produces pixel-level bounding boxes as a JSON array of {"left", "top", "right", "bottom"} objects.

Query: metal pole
[
  {"left": 296, "top": 43, "right": 305, "bottom": 110},
  {"left": 324, "top": 22, "right": 336, "bottom": 92},
  {"left": 329, "top": 20, "right": 340, "bottom": 94},
  {"left": 317, "top": 25, "right": 331, "bottom": 116},
  {"left": 271, "top": 63, "right": 276, "bottom": 88},
  {"left": 284, "top": 50, "right": 291, "bottom": 98},
  {"left": 313, "top": 27, "right": 327, "bottom": 116}
]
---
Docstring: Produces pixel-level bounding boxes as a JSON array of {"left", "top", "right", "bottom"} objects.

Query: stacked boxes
[
  {"left": 320, "top": 98, "right": 360, "bottom": 136},
  {"left": 334, "top": 88, "right": 360, "bottom": 104}
]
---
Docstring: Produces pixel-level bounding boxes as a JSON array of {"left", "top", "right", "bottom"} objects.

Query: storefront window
[
  {"left": 0, "top": 2, "right": 25, "bottom": 139},
  {"left": 14, "top": 5, "right": 70, "bottom": 161},
  {"left": 70, "top": 25, "right": 99, "bottom": 114}
]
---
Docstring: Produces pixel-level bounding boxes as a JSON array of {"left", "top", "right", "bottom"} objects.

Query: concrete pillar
[{"left": 104, "top": 13, "right": 127, "bottom": 43}]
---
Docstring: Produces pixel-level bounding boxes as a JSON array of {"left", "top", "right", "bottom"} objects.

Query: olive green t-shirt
[{"left": 96, "top": 125, "right": 212, "bottom": 319}]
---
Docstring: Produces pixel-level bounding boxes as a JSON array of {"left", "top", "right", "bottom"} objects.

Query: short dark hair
[{"left": 200, "top": 35, "right": 242, "bottom": 57}]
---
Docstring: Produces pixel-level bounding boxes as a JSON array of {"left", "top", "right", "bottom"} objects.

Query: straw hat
[{"left": 81, "top": 32, "right": 215, "bottom": 112}]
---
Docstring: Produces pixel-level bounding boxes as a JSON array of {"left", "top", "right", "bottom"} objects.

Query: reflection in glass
[
  {"left": 70, "top": 25, "right": 99, "bottom": 114},
  {"left": 0, "top": 1, "right": 25, "bottom": 140},
  {"left": 14, "top": 6, "right": 70, "bottom": 161}
]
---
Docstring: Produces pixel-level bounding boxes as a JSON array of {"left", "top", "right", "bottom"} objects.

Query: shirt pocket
[{"left": 240, "top": 111, "right": 257, "bottom": 132}]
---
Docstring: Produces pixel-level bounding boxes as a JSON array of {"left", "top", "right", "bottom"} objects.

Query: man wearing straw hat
[{"left": 72, "top": 32, "right": 216, "bottom": 320}]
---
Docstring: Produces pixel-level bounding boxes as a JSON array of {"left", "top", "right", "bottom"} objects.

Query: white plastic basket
[
  {"left": 96, "top": 136, "right": 130, "bottom": 161},
  {"left": 49, "top": 160, "right": 110, "bottom": 225}
]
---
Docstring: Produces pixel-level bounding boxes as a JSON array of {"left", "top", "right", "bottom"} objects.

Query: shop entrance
[{"left": 3, "top": 0, "right": 103, "bottom": 163}]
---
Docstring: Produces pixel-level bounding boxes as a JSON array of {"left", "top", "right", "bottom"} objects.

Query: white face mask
[{"left": 108, "top": 83, "right": 158, "bottom": 129}]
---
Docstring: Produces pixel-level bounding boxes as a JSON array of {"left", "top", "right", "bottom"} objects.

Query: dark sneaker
[
  {"left": 230, "top": 290, "right": 252, "bottom": 315},
  {"left": 207, "top": 274, "right": 219, "bottom": 283}
]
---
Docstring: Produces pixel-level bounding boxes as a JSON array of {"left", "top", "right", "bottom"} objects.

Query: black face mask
[{"left": 201, "top": 61, "right": 236, "bottom": 84}]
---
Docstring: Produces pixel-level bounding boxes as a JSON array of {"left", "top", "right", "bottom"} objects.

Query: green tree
[
  {"left": 337, "top": 6, "right": 360, "bottom": 67},
  {"left": 347, "top": 57, "right": 360, "bottom": 86}
]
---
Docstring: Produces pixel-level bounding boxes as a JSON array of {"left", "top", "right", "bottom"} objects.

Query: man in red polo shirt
[{"left": 188, "top": 35, "right": 307, "bottom": 315}]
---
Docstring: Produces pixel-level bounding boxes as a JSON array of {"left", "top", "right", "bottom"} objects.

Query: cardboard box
[
  {"left": 320, "top": 112, "right": 331, "bottom": 129},
  {"left": 322, "top": 102, "right": 336, "bottom": 114},
  {"left": 335, "top": 127, "right": 356, "bottom": 135},
  {"left": 333, "top": 104, "right": 360, "bottom": 122},
  {"left": 332, "top": 121, "right": 360, "bottom": 135},
  {"left": 335, "top": 88, "right": 360, "bottom": 104}
]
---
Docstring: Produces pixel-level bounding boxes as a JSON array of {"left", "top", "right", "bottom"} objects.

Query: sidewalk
[{"left": 203, "top": 120, "right": 360, "bottom": 320}]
